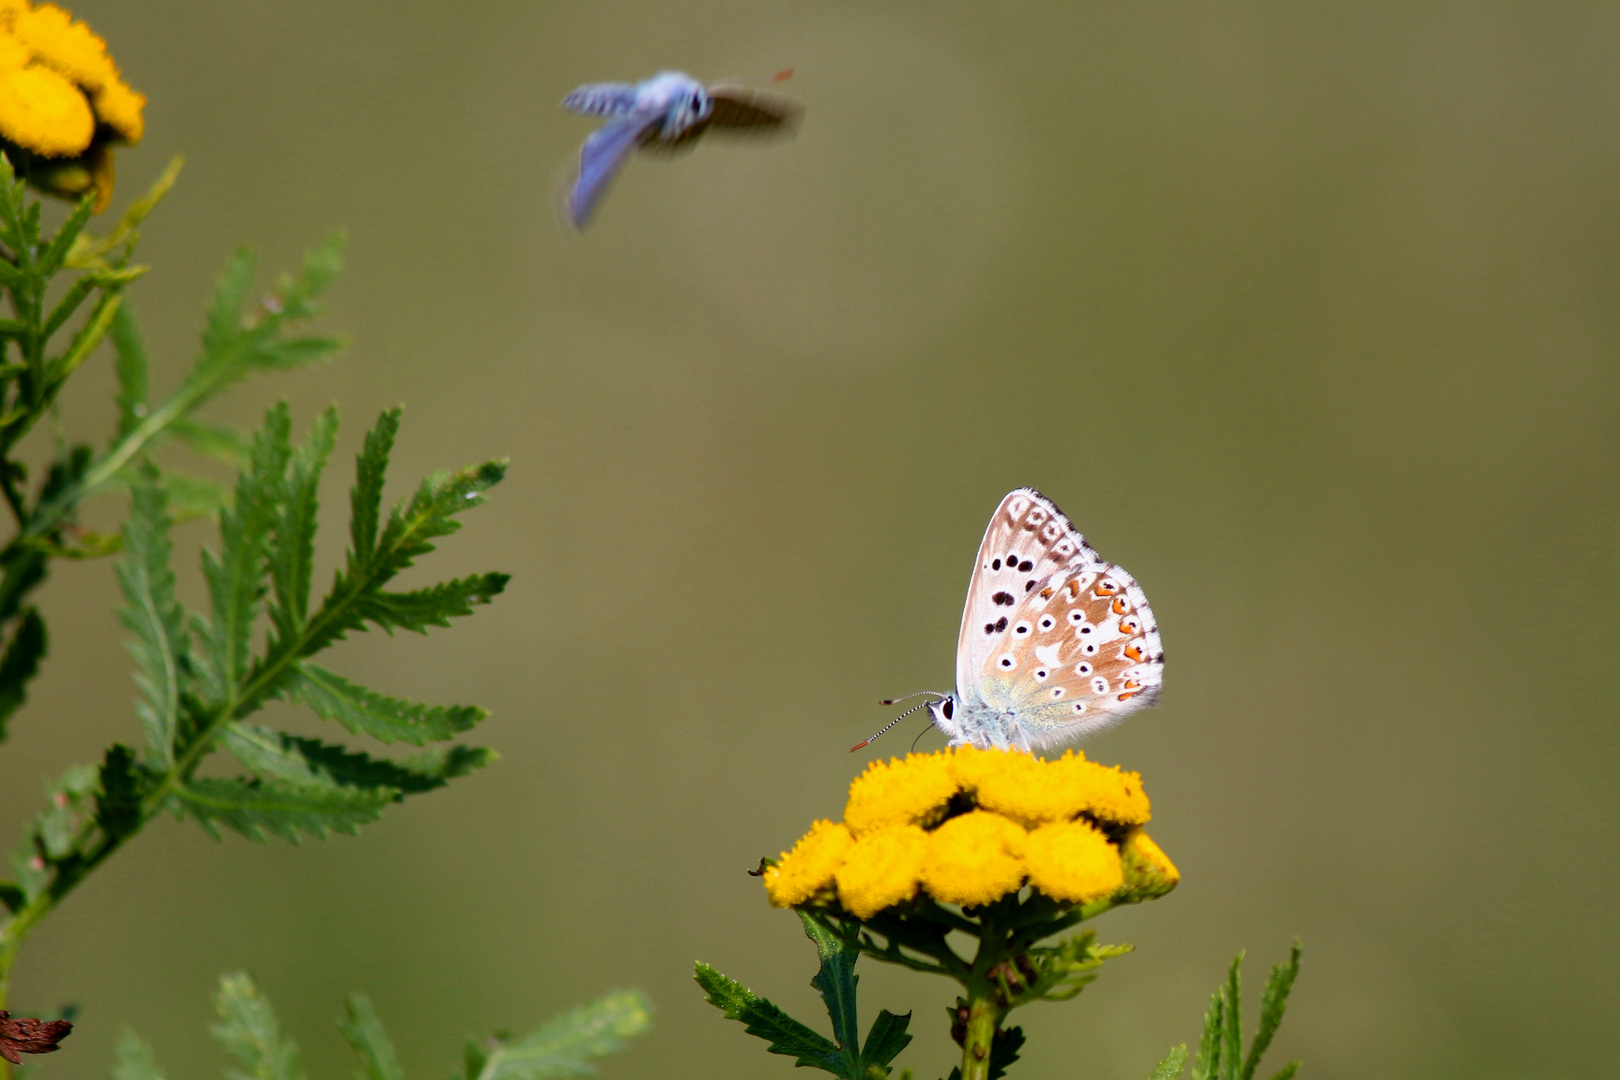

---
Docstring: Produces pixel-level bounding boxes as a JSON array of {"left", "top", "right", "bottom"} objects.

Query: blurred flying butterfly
[
  {"left": 855, "top": 489, "right": 1165, "bottom": 755},
  {"left": 561, "top": 70, "right": 803, "bottom": 228}
]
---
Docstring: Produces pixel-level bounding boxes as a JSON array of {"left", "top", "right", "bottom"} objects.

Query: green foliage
[
  {"left": 119, "top": 974, "right": 651, "bottom": 1080},
  {"left": 696, "top": 910, "right": 913, "bottom": 1080},
  {"left": 213, "top": 973, "right": 305, "bottom": 1080},
  {"left": 1176, "top": 943, "right": 1302, "bottom": 1080},
  {"left": 0, "top": 162, "right": 509, "bottom": 1024}
]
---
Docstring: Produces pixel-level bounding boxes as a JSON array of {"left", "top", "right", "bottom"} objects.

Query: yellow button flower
[
  {"left": 764, "top": 747, "right": 1173, "bottom": 920},
  {"left": 1119, "top": 828, "right": 1180, "bottom": 899},
  {"left": 920, "top": 810, "right": 1027, "bottom": 908},
  {"left": 1023, "top": 819, "right": 1123, "bottom": 903},
  {"left": 833, "top": 824, "right": 928, "bottom": 918},
  {"left": 764, "top": 819, "right": 853, "bottom": 908},
  {"left": 844, "top": 751, "right": 956, "bottom": 836},
  {"left": 0, "top": 1, "right": 145, "bottom": 211}
]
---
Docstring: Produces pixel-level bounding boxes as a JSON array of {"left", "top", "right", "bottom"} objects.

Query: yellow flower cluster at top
[
  {"left": 0, "top": 1, "right": 144, "bottom": 210},
  {"left": 765, "top": 748, "right": 1178, "bottom": 920}
]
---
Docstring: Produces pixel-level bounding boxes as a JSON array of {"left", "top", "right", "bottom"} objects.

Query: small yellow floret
[
  {"left": 957, "top": 746, "right": 1073, "bottom": 827},
  {"left": 1119, "top": 828, "right": 1179, "bottom": 899},
  {"left": 0, "top": 60, "right": 90, "bottom": 155},
  {"left": 1024, "top": 818, "right": 1123, "bottom": 903},
  {"left": 834, "top": 824, "right": 927, "bottom": 918},
  {"left": 764, "top": 819, "right": 853, "bottom": 908},
  {"left": 1045, "top": 751, "right": 1152, "bottom": 826},
  {"left": 91, "top": 74, "right": 141, "bottom": 142},
  {"left": 12, "top": 3, "right": 114, "bottom": 90},
  {"left": 921, "top": 810, "right": 1026, "bottom": 907},
  {"left": 0, "top": 28, "right": 28, "bottom": 69},
  {"left": 844, "top": 752, "right": 958, "bottom": 837}
]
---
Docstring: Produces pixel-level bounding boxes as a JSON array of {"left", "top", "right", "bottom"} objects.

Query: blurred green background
[{"left": 1, "top": 2, "right": 1616, "bottom": 1078}]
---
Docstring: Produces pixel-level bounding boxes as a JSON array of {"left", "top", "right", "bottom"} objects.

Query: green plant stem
[{"left": 958, "top": 982, "right": 1000, "bottom": 1080}]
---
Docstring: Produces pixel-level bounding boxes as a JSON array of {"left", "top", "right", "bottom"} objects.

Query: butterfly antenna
[
  {"left": 851, "top": 699, "right": 938, "bottom": 753},
  {"left": 877, "top": 690, "right": 951, "bottom": 706}
]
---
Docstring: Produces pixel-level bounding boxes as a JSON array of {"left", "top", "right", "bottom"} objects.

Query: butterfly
[
  {"left": 561, "top": 70, "right": 803, "bottom": 228},
  {"left": 856, "top": 489, "right": 1164, "bottom": 754}
]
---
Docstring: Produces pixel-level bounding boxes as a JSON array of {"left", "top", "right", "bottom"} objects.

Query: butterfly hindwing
[
  {"left": 569, "top": 112, "right": 662, "bottom": 226},
  {"left": 953, "top": 489, "right": 1163, "bottom": 751}
]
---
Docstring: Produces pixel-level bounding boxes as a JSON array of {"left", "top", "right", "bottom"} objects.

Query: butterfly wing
[
  {"left": 704, "top": 86, "right": 804, "bottom": 135},
  {"left": 568, "top": 112, "right": 662, "bottom": 227},
  {"left": 954, "top": 489, "right": 1164, "bottom": 750},
  {"left": 562, "top": 82, "right": 641, "bottom": 118}
]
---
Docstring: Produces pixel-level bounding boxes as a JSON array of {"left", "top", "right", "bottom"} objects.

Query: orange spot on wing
[
  {"left": 1111, "top": 596, "right": 1129, "bottom": 615},
  {"left": 1066, "top": 580, "right": 1081, "bottom": 598},
  {"left": 1124, "top": 644, "right": 1145, "bottom": 663},
  {"left": 1040, "top": 587, "right": 1054, "bottom": 599},
  {"left": 1094, "top": 580, "right": 1122, "bottom": 597}
]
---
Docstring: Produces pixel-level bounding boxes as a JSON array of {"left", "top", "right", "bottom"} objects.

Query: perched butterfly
[
  {"left": 856, "top": 489, "right": 1164, "bottom": 754},
  {"left": 561, "top": 70, "right": 802, "bottom": 227}
]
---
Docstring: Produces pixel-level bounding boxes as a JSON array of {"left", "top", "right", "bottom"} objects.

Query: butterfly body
[
  {"left": 925, "top": 489, "right": 1164, "bottom": 753},
  {"left": 561, "top": 70, "right": 802, "bottom": 226}
]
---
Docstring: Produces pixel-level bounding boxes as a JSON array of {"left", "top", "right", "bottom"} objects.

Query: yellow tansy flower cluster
[
  {"left": 764, "top": 748, "right": 1177, "bottom": 919},
  {"left": 0, "top": 1, "right": 144, "bottom": 211}
]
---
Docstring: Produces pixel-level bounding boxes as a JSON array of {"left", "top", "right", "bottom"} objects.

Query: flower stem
[{"left": 958, "top": 983, "right": 1001, "bottom": 1080}]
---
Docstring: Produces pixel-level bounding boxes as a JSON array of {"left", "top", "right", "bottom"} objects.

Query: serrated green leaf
[
  {"left": 96, "top": 744, "right": 143, "bottom": 841},
  {"left": 339, "top": 993, "right": 404, "bottom": 1080},
  {"left": 222, "top": 722, "right": 490, "bottom": 795},
  {"left": 1222, "top": 954, "right": 1243, "bottom": 1080},
  {"left": 202, "top": 249, "right": 257, "bottom": 360},
  {"left": 348, "top": 409, "right": 398, "bottom": 562},
  {"left": 200, "top": 404, "right": 290, "bottom": 701},
  {"left": 111, "top": 1027, "right": 167, "bottom": 1080},
  {"left": 476, "top": 990, "right": 652, "bottom": 1080},
  {"left": 1191, "top": 987, "right": 1222, "bottom": 1080},
  {"left": 373, "top": 461, "right": 506, "bottom": 576},
  {"left": 270, "top": 407, "right": 337, "bottom": 645},
  {"left": 696, "top": 962, "right": 843, "bottom": 1074},
  {"left": 1151, "top": 1045, "right": 1189, "bottom": 1080},
  {"left": 116, "top": 467, "right": 187, "bottom": 763},
  {"left": 38, "top": 194, "right": 93, "bottom": 276},
  {"left": 285, "top": 662, "right": 483, "bottom": 746},
  {"left": 67, "top": 154, "right": 183, "bottom": 269},
  {"left": 169, "top": 417, "right": 250, "bottom": 467},
  {"left": 109, "top": 300, "right": 149, "bottom": 441},
  {"left": 212, "top": 972, "right": 306, "bottom": 1080},
  {"left": 354, "top": 574, "right": 510, "bottom": 635},
  {"left": 860, "top": 1010, "right": 913, "bottom": 1071},
  {"left": 0, "top": 605, "right": 46, "bottom": 742},
  {"left": 178, "top": 776, "right": 394, "bottom": 843},
  {"left": 985, "top": 1024, "right": 1024, "bottom": 1080},
  {"left": 803, "top": 910, "right": 861, "bottom": 1055},
  {"left": 1241, "top": 943, "right": 1300, "bottom": 1080}
]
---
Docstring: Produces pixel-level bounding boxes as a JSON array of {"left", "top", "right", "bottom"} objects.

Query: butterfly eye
[{"left": 941, "top": 699, "right": 954, "bottom": 719}]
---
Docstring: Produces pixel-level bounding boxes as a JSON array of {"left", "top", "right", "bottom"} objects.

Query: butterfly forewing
[{"left": 954, "top": 489, "right": 1163, "bottom": 750}]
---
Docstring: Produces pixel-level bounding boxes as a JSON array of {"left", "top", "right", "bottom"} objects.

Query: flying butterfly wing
[
  {"left": 705, "top": 85, "right": 804, "bottom": 136},
  {"left": 562, "top": 82, "right": 641, "bottom": 118},
  {"left": 955, "top": 489, "right": 1163, "bottom": 750},
  {"left": 568, "top": 112, "right": 662, "bottom": 227}
]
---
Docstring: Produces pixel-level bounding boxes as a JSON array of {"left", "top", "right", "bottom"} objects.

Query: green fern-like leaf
[
  {"left": 695, "top": 962, "right": 842, "bottom": 1074},
  {"left": 471, "top": 990, "right": 653, "bottom": 1080},
  {"left": 110, "top": 1027, "right": 167, "bottom": 1080},
  {"left": 338, "top": 994, "right": 405, "bottom": 1080},
  {"left": 284, "top": 663, "right": 484, "bottom": 746},
  {"left": 269, "top": 406, "right": 337, "bottom": 646},
  {"left": 0, "top": 605, "right": 45, "bottom": 742},
  {"left": 178, "top": 776, "right": 395, "bottom": 843},
  {"left": 115, "top": 466, "right": 187, "bottom": 764},
  {"left": 1151, "top": 1045, "right": 1188, "bottom": 1080},
  {"left": 212, "top": 973, "right": 306, "bottom": 1080}
]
